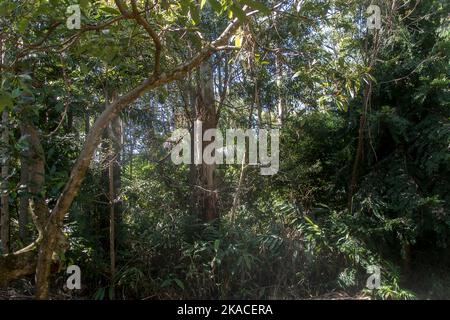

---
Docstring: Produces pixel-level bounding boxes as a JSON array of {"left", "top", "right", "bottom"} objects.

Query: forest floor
[
  {"left": 0, "top": 280, "right": 372, "bottom": 300},
  {"left": 1, "top": 276, "right": 446, "bottom": 300}
]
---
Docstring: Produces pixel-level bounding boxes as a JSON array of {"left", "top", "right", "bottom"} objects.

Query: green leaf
[
  {"left": 0, "top": 2, "right": 14, "bottom": 16},
  {"left": 190, "top": 3, "right": 200, "bottom": 25},
  {"left": 200, "top": 0, "right": 207, "bottom": 10},
  {"left": 234, "top": 34, "right": 242, "bottom": 47},
  {"left": 161, "top": 279, "right": 172, "bottom": 287},
  {"left": 292, "top": 70, "right": 302, "bottom": 80},
  {"left": 213, "top": 239, "right": 220, "bottom": 251},
  {"left": 240, "top": 0, "right": 270, "bottom": 15},
  {"left": 174, "top": 278, "right": 185, "bottom": 290},
  {"left": 208, "top": 0, "right": 222, "bottom": 13},
  {"left": 94, "top": 288, "right": 105, "bottom": 300},
  {"left": 99, "top": 6, "right": 120, "bottom": 15},
  {"left": 0, "top": 91, "right": 13, "bottom": 111},
  {"left": 79, "top": 0, "right": 90, "bottom": 9},
  {"left": 229, "top": 3, "right": 246, "bottom": 23},
  {"left": 18, "top": 74, "right": 32, "bottom": 81},
  {"left": 11, "top": 88, "right": 21, "bottom": 98},
  {"left": 180, "top": 0, "right": 190, "bottom": 15},
  {"left": 108, "top": 287, "right": 114, "bottom": 300},
  {"left": 18, "top": 18, "right": 28, "bottom": 33}
]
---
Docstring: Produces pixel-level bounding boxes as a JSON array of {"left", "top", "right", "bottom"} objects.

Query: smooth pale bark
[
  {"left": 275, "top": 52, "right": 284, "bottom": 126},
  {"left": 195, "top": 60, "right": 218, "bottom": 222}
]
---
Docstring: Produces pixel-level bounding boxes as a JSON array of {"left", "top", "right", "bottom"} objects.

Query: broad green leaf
[
  {"left": 0, "top": 92, "right": 13, "bottom": 110},
  {"left": 79, "top": 0, "right": 90, "bottom": 9},
  {"left": 208, "top": 0, "right": 222, "bottom": 13},
  {"left": 11, "top": 88, "right": 22, "bottom": 98},
  {"left": 213, "top": 239, "right": 220, "bottom": 251},
  {"left": 18, "top": 74, "right": 32, "bottom": 81},
  {"left": 99, "top": 6, "right": 120, "bottom": 15},
  {"left": 190, "top": 3, "right": 200, "bottom": 25},
  {"left": 18, "top": 18, "right": 28, "bottom": 33},
  {"left": 229, "top": 3, "right": 246, "bottom": 23}
]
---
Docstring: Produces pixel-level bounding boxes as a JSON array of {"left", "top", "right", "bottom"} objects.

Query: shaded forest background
[{"left": 0, "top": 0, "right": 449, "bottom": 299}]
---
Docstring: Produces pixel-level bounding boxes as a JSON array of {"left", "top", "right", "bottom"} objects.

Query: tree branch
[{"left": 130, "top": 0, "right": 162, "bottom": 75}]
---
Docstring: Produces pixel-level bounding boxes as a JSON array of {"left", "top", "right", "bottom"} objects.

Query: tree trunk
[
  {"left": 275, "top": 52, "right": 284, "bottom": 126},
  {"left": 107, "top": 92, "right": 122, "bottom": 299},
  {"left": 195, "top": 60, "right": 218, "bottom": 222},
  {"left": 19, "top": 151, "right": 30, "bottom": 243},
  {"left": 348, "top": 82, "right": 371, "bottom": 211},
  {"left": 1, "top": 109, "right": 10, "bottom": 254},
  {"left": 108, "top": 156, "right": 115, "bottom": 299},
  {"left": 0, "top": 245, "right": 38, "bottom": 286},
  {"left": 84, "top": 107, "right": 90, "bottom": 136},
  {"left": 18, "top": 121, "right": 58, "bottom": 300}
]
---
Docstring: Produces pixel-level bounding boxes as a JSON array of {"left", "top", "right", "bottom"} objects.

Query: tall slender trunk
[
  {"left": 348, "top": 82, "right": 372, "bottom": 211},
  {"left": 107, "top": 91, "right": 122, "bottom": 299},
  {"left": 128, "top": 128, "right": 133, "bottom": 178},
  {"left": 108, "top": 154, "right": 115, "bottom": 299},
  {"left": 187, "top": 76, "right": 198, "bottom": 217},
  {"left": 255, "top": 81, "right": 262, "bottom": 128},
  {"left": 1, "top": 109, "right": 10, "bottom": 254},
  {"left": 275, "top": 52, "right": 284, "bottom": 126},
  {"left": 0, "top": 34, "right": 9, "bottom": 254},
  {"left": 19, "top": 154, "right": 29, "bottom": 243},
  {"left": 84, "top": 107, "right": 90, "bottom": 136},
  {"left": 195, "top": 59, "right": 218, "bottom": 222},
  {"left": 147, "top": 94, "right": 156, "bottom": 161}
]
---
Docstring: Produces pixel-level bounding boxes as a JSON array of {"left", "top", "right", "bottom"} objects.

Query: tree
[{"left": 0, "top": 0, "right": 275, "bottom": 299}]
